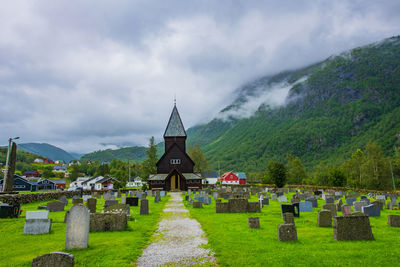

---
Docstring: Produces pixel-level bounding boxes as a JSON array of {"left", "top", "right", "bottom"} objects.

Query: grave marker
[
  {"left": 32, "top": 252, "right": 74, "bottom": 267},
  {"left": 65, "top": 205, "right": 90, "bottom": 249}
]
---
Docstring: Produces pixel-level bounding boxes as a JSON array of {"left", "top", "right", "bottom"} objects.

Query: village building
[
  {"left": 148, "top": 104, "right": 202, "bottom": 191},
  {"left": 22, "top": 171, "right": 41, "bottom": 179},
  {"left": 202, "top": 171, "right": 219, "bottom": 185},
  {"left": 218, "top": 171, "right": 247, "bottom": 185},
  {"left": 0, "top": 175, "right": 37, "bottom": 191}
]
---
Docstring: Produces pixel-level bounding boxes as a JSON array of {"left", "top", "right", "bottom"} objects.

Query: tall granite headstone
[{"left": 65, "top": 205, "right": 90, "bottom": 249}]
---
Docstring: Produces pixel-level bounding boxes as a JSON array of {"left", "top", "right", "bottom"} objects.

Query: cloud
[{"left": 1, "top": 1, "right": 400, "bottom": 153}]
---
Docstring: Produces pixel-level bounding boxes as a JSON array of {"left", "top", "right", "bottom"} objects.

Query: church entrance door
[{"left": 171, "top": 175, "right": 176, "bottom": 190}]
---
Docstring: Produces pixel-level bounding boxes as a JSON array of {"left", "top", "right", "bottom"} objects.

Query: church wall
[
  {"left": 164, "top": 137, "right": 186, "bottom": 152},
  {"left": 157, "top": 145, "right": 194, "bottom": 174}
]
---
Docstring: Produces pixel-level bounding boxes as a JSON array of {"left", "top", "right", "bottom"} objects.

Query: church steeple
[{"left": 163, "top": 104, "right": 187, "bottom": 138}]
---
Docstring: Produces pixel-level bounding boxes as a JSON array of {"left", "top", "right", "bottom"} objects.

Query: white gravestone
[{"left": 65, "top": 205, "right": 90, "bottom": 249}]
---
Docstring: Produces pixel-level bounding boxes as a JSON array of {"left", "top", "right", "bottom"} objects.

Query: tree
[
  {"left": 267, "top": 161, "right": 286, "bottom": 188},
  {"left": 96, "top": 164, "right": 109, "bottom": 176},
  {"left": 362, "top": 142, "right": 391, "bottom": 190},
  {"left": 142, "top": 136, "right": 158, "bottom": 181},
  {"left": 188, "top": 144, "right": 209, "bottom": 174},
  {"left": 286, "top": 154, "right": 307, "bottom": 184},
  {"left": 69, "top": 164, "right": 80, "bottom": 182},
  {"left": 328, "top": 166, "right": 346, "bottom": 187},
  {"left": 42, "top": 166, "right": 53, "bottom": 179}
]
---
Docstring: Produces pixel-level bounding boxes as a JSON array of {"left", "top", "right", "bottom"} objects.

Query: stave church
[{"left": 148, "top": 103, "right": 203, "bottom": 191}]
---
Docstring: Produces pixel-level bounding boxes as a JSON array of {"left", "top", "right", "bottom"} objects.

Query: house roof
[
  {"left": 51, "top": 180, "right": 66, "bottom": 184},
  {"left": 234, "top": 172, "right": 247, "bottom": 179},
  {"left": 82, "top": 176, "right": 102, "bottom": 184},
  {"left": 163, "top": 104, "right": 187, "bottom": 137},
  {"left": 96, "top": 176, "right": 117, "bottom": 184},
  {"left": 203, "top": 171, "right": 218, "bottom": 178},
  {"left": 23, "top": 171, "right": 38, "bottom": 174}
]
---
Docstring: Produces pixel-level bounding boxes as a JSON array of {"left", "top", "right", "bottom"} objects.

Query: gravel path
[{"left": 136, "top": 192, "right": 216, "bottom": 266}]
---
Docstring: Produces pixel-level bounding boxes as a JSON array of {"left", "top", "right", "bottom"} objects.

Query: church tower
[{"left": 148, "top": 104, "right": 202, "bottom": 191}]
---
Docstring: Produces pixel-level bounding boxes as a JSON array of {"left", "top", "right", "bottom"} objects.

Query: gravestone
[
  {"left": 72, "top": 195, "right": 80, "bottom": 199},
  {"left": 371, "top": 200, "right": 384, "bottom": 210},
  {"left": 160, "top": 191, "right": 166, "bottom": 197},
  {"left": 126, "top": 197, "right": 139, "bottom": 206},
  {"left": 278, "top": 195, "right": 287, "bottom": 203},
  {"left": 121, "top": 195, "right": 126, "bottom": 205},
  {"left": 336, "top": 198, "right": 343, "bottom": 212},
  {"left": 117, "top": 191, "right": 122, "bottom": 198},
  {"left": 306, "top": 197, "right": 318, "bottom": 208},
  {"left": 193, "top": 202, "right": 203, "bottom": 208},
  {"left": 140, "top": 199, "right": 149, "bottom": 215},
  {"left": 281, "top": 204, "right": 300, "bottom": 218},
  {"left": 278, "top": 224, "right": 297, "bottom": 241},
  {"left": 353, "top": 201, "right": 367, "bottom": 212},
  {"left": 325, "top": 197, "right": 334, "bottom": 204},
  {"left": 32, "top": 252, "right": 74, "bottom": 267},
  {"left": 283, "top": 212, "right": 295, "bottom": 224},
  {"left": 103, "top": 192, "right": 114, "bottom": 201},
  {"left": 299, "top": 201, "right": 313, "bottom": 212},
  {"left": 24, "top": 211, "right": 52, "bottom": 235},
  {"left": 271, "top": 193, "right": 277, "bottom": 200},
  {"left": 333, "top": 214, "right": 374, "bottom": 241},
  {"left": 322, "top": 203, "right": 336, "bottom": 217},
  {"left": 341, "top": 205, "right": 351, "bottom": 216},
  {"left": 86, "top": 198, "right": 97, "bottom": 213},
  {"left": 59, "top": 196, "right": 68, "bottom": 206},
  {"left": 346, "top": 198, "right": 356, "bottom": 206},
  {"left": 361, "top": 198, "right": 370, "bottom": 205},
  {"left": 317, "top": 209, "right": 332, "bottom": 227},
  {"left": 47, "top": 201, "right": 64, "bottom": 212},
  {"left": 104, "top": 200, "right": 118, "bottom": 208},
  {"left": 90, "top": 213, "right": 127, "bottom": 232},
  {"left": 0, "top": 204, "right": 20, "bottom": 218},
  {"left": 248, "top": 217, "right": 260, "bottom": 228},
  {"left": 213, "top": 192, "right": 218, "bottom": 200},
  {"left": 72, "top": 199, "right": 83, "bottom": 206},
  {"left": 362, "top": 204, "right": 380, "bottom": 217},
  {"left": 388, "top": 215, "right": 400, "bottom": 227},
  {"left": 65, "top": 205, "right": 90, "bottom": 249}
]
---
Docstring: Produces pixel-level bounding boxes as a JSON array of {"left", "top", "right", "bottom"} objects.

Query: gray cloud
[{"left": 1, "top": 0, "right": 400, "bottom": 153}]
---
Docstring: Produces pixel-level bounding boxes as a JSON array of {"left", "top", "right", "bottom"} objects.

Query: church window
[{"left": 170, "top": 159, "right": 181, "bottom": 165}]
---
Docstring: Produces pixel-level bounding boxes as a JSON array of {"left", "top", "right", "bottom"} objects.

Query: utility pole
[
  {"left": 389, "top": 161, "right": 396, "bottom": 191},
  {"left": 218, "top": 161, "right": 220, "bottom": 177}
]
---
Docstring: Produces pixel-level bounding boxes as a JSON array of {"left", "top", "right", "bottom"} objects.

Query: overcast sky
[{"left": 1, "top": 1, "right": 400, "bottom": 153}]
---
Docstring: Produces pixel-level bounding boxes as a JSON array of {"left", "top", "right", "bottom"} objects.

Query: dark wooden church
[{"left": 148, "top": 104, "right": 202, "bottom": 191}]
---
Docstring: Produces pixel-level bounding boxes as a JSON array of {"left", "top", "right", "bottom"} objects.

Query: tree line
[{"left": 261, "top": 142, "right": 400, "bottom": 190}]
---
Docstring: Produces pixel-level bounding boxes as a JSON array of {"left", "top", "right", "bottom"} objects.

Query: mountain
[
  {"left": 81, "top": 146, "right": 160, "bottom": 163},
  {"left": 18, "top": 143, "right": 78, "bottom": 162},
  {"left": 186, "top": 36, "right": 400, "bottom": 172}
]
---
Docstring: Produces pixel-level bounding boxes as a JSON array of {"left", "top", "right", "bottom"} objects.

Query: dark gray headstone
[
  {"left": 0, "top": 203, "right": 21, "bottom": 218},
  {"left": 278, "top": 224, "right": 297, "bottom": 241},
  {"left": 248, "top": 217, "right": 260, "bottom": 228},
  {"left": 59, "top": 196, "right": 68, "bottom": 206},
  {"left": 104, "top": 200, "right": 118, "bottom": 208},
  {"left": 333, "top": 214, "right": 374, "bottom": 241},
  {"left": 140, "top": 199, "right": 149, "bottom": 215},
  {"left": 89, "top": 213, "right": 127, "bottom": 232},
  {"left": 283, "top": 212, "right": 295, "bottom": 224},
  {"left": 362, "top": 204, "right": 380, "bottom": 217},
  {"left": 86, "top": 198, "right": 97, "bottom": 213},
  {"left": 32, "top": 252, "right": 74, "bottom": 267},
  {"left": 126, "top": 197, "right": 139, "bottom": 206},
  {"left": 317, "top": 209, "right": 332, "bottom": 227},
  {"left": 47, "top": 201, "right": 64, "bottom": 212},
  {"left": 388, "top": 215, "right": 400, "bottom": 227}
]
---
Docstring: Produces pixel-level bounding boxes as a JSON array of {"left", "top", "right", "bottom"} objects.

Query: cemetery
[{"left": 0, "top": 190, "right": 169, "bottom": 266}]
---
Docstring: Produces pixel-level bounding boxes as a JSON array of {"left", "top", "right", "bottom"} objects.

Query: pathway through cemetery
[{"left": 136, "top": 192, "right": 216, "bottom": 266}]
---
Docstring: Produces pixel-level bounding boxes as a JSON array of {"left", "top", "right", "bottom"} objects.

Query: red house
[
  {"left": 44, "top": 159, "right": 55, "bottom": 164},
  {"left": 218, "top": 171, "right": 240, "bottom": 185},
  {"left": 22, "top": 171, "right": 41, "bottom": 178}
]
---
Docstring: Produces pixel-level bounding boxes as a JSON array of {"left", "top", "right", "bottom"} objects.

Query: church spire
[{"left": 163, "top": 104, "right": 187, "bottom": 138}]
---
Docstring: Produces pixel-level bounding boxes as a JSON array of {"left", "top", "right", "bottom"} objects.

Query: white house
[
  {"left": 94, "top": 176, "right": 117, "bottom": 190},
  {"left": 126, "top": 176, "right": 145, "bottom": 188},
  {"left": 69, "top": 177, "right": 90, "bottom": 189},
  {"left": 34, "top": 158, "right": 44, "bottom": 163}
]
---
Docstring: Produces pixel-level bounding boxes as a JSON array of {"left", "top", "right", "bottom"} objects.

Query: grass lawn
[
  {"left": 186, "top": 193, "right": 400, "bottom": 266},
  {"left": 0, "top": 194, "right": 168, "bottom": 266}
]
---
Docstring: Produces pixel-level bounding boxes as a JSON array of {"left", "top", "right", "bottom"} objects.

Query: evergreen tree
[
  {"left": 286, "top": 154, "right": 307, "bottom": 185},
  {"left": 142, "top": 136, "right": 158, "bottom": 181},
  {"left": 188, "top": 144, "right": 209, "bottom": 174},
  {"left": 266, "top": 161, "right": 286, "bottom": 188}
]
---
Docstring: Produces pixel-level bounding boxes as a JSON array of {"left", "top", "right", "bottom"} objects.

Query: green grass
[
  {"left": 186, "top": 193, "right": 400, "bottom": 266},
  {"left": 0, "top": 194, "right": 169, "bottom": 266}
]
